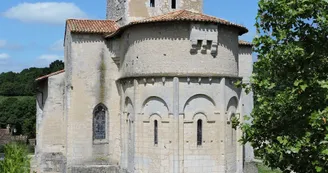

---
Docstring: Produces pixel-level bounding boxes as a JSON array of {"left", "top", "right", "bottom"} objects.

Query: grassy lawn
[{"left": 258, "top": 163, "right": 282, "bottom": 173}]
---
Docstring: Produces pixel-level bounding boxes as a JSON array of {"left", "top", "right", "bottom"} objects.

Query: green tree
[
  {"left": 0, "top": 97, "right": 36, "bottom": 138},
  {"left": 49, "top": 60, "right": 64, "bottom": 72},
  {"left": 0, "top": 60, "right": 64, "bottom": 139},
  {"left": 0, "top": 60, "right": 64, "bottom": 96},
  {"left": 242, "top": 0, "right": 328, "bottom": 172}
]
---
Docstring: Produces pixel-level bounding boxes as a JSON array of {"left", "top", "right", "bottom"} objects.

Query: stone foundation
[
  {"left": 69, "top": 165, "right": 123, "bottom": 173},
  {"left": 244, "top": 161, "right": 258, "bottom": 173}
]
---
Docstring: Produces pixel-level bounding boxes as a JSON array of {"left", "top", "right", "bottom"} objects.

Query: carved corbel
[
  {"left": 143, "top": 78, "right": 147, "bottom": 85},
  {"left": 187, "top": 77, "right": 191, "bottom": 84},
  {"left": 209, "top": 77, "right": 213, "bottom": 84},
  {"left": 211, "top": 41, "right": 218, "bottom": 57},
  {"left": 190, "top": 39, "right": 199, "bottom": 54},
  {"left": 162, "top": 77, "right": 166, "bottom": 85}
]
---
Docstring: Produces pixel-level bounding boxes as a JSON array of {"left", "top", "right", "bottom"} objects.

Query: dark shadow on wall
[
  {"left": 225, "top": 78, "right": 242, "bottom": 100},
  {"left": 218, "top": 25, "right": 239, "bottom": 62},
  {"left": 36, "top": 79, "right": 48, "bottom": 111}
]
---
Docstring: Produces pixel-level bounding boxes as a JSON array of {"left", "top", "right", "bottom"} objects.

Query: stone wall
[
  {"left": 119, "top": 77, "right": 243, "bottom": 173},
  {"left": 65, "top": 33, "right": 121, "bottom": 170},
  {"left": 35, "top": 73, "right": 66, "bottom": 173},
  {"left": 238, "top": 45, "right": 256, "bottom": 172},
  {"left": 120, "top": 22, "right": 239, "bottom": 78},
  {"left": 106, "top": 0, "right": 203, "bottom": 25}
]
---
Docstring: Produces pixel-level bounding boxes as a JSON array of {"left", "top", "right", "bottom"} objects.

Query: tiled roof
[
  {"left": 107, "top": 10, "right": 248, "bottom": 37},
  {"left": 238, "top": 40, "right": 253, "bottom": 46},
  {"left": 35, "top": 69, "right": 65, "bottom": 81},
  {"left": 66, "top": 19, "right": 119, "bottom": 34}
]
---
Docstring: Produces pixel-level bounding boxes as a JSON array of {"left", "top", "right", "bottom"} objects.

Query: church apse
[{"left": 35, "top": 0, "right": 254, "bottom": 171}]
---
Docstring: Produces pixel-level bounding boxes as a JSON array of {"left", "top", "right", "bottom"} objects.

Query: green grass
[{"left": 258, "top": 163, "right": 282, "bottom": 173}]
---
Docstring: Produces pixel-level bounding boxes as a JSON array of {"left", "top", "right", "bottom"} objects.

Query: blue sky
[{"left": 0, "top": 0, "right": 258, "bottom": 73}]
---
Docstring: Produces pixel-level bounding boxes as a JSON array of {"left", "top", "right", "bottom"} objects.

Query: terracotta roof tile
[
  {"left": 239, "top": 40, "right": 253, "bottom": 46},
  {"left": 66, "top": 19, "right": 119, "bottom": 34},
  {"left": 35, "top": 69, "right": 65, "bottom": 81},
  {"left": 106, "top": 10, "right": 248, "bottom": 37}
]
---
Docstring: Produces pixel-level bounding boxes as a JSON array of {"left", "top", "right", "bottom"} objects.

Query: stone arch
[
  {"left": 226, "top": 96, "right": 239, "bottom": 173},
  {"left": 192, "top": 112, "right": 208, "bottom": 121},
  {"left": 124, "top": 96, "right": 134, "bottom": 120},
  {"left": 125, "top": 97, "right": 134, "bottom": 108},
  {"left": 183, "top": 94, "right": 216, "bottom": 112},
  {"left": 149, "top": 113, "right": 162, "bottom": 120},
  {"left": 142, "top": 96, "right": 169, "bottom": 119},
  {"left": 93, "top": 103, "right": 108, "bottom": 114},
  {"left": 227, "top": 96, "right": 238, "bottom": 119},
  {"left": 183, "top": 94, "right": 215, "bottom": 121}
]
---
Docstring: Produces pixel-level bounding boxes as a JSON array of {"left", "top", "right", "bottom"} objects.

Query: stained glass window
[{"left": 93, "top": 104, "right": 107, "bottom": 140}]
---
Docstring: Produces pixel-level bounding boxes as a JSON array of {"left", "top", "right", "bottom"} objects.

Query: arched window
[
  {"left": 171, "top": 0, "right": 176, "bottom": 9},
  {"left": 230, "top": 113, "right": 236, "bottom": 145},
  {"left": 150, "top": 0, "right": 155, "bottom": 7},
  {"left": 93, "top": 104, "right": 107, "bottom": 140},
  {"left": 197, "top": 119, "right": 202, "bottom": 146},
  {"left": 154, "top": 120, "right": 158, "bottom": 145}
]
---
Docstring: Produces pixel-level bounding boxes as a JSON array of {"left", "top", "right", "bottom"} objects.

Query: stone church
[{"left": 33, "top": 0, "right": 255, "bottom": 172}]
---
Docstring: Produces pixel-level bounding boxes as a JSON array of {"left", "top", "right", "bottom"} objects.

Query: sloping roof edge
[
  {"left": 64, "top": 19, "right": 119, "bottom": 46},
  {"left": 35, "top": 69, "right": 65, "bottom": 81},
  {"left": 239, "top": 40, "right": 253, "bottom": 46},
  {"left": 105, "top": 10, "right": 248, "bottom": 38}
]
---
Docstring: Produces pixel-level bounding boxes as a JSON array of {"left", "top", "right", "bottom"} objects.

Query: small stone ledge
[{"left": 70, "top": 165, "right": 123, "bottom": 173}]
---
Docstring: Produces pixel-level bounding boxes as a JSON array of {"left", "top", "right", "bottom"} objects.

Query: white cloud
[
  {"left": 0, "top": 40, "right": 7, "bottom": 48},
  {"left": 49, "top": 39, "right": 64, "bottom": 51},
  {"left": 0, "top": 53, "right": 10, "bottom": 59},
  {"left": 38, "top": 54, "right": 63, "bottom": 61},
  {"left": 3, "top": 2, "right": 87, "bottom": 25}
]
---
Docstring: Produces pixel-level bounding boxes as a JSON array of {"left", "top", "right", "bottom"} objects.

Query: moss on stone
[{"left": 98, "top": 49, "right": 106, "bottom": 103}]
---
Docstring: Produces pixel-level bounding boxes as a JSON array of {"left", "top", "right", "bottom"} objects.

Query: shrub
[{"left": 0, "top": 143, "right": 30, "bottom": 173}]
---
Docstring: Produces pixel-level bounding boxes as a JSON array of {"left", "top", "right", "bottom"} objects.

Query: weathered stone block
[
  {"left": 244, "top": 161, "right": 258, "bottom": 173},
  {"left": 41, "top": 152, "right": 66, "bottom": 173}
]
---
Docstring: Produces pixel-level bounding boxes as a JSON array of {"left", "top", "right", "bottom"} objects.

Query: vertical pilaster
[
  {"left": 132, "top": 79, "right": 138, "bottom": 172},
  {"left": 119, "top": 80, "right": 125, "bottom": 169},
  {"left": 236, "top": 90, "right": 244, "bottom": 173},
  {"left": 173, "top": 77, "right": 179, "bottom": 173},
  {"left": 178, "top": 112, "right": 184, "bottom": 173},
  {"left": 218, "top": 77, "right": 226, "bottom": 173}
]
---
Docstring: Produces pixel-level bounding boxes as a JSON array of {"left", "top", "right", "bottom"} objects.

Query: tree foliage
[
  {"left": 242, "top": 0, "right": 328, "bottom": 172},
  {"left": 0, "top": 60, "right": 64, "bottom": 138},
  {"left": 0, "top": 97, "right": 36, "bottom": 138},
  {"left": 0, "top": 60, "right": 64, "bottom": 96}
]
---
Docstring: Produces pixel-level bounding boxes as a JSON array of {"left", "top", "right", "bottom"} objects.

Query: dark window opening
[
  {"left": 171, "top": 0, "right": 176, "bottom": 9},
  {"left": 150, "top": 0, "right": 155, "bottom": 7},
  {"left": 197, "top": 119, "right": 202, "bottom": 146},
  {"left": 154, "top": 120, "right": 158, "bottom": 145}
]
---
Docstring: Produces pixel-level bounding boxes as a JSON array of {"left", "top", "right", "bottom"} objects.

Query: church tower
[{"left": 106, "top": 0, "right": 203, "bottom": 26}]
